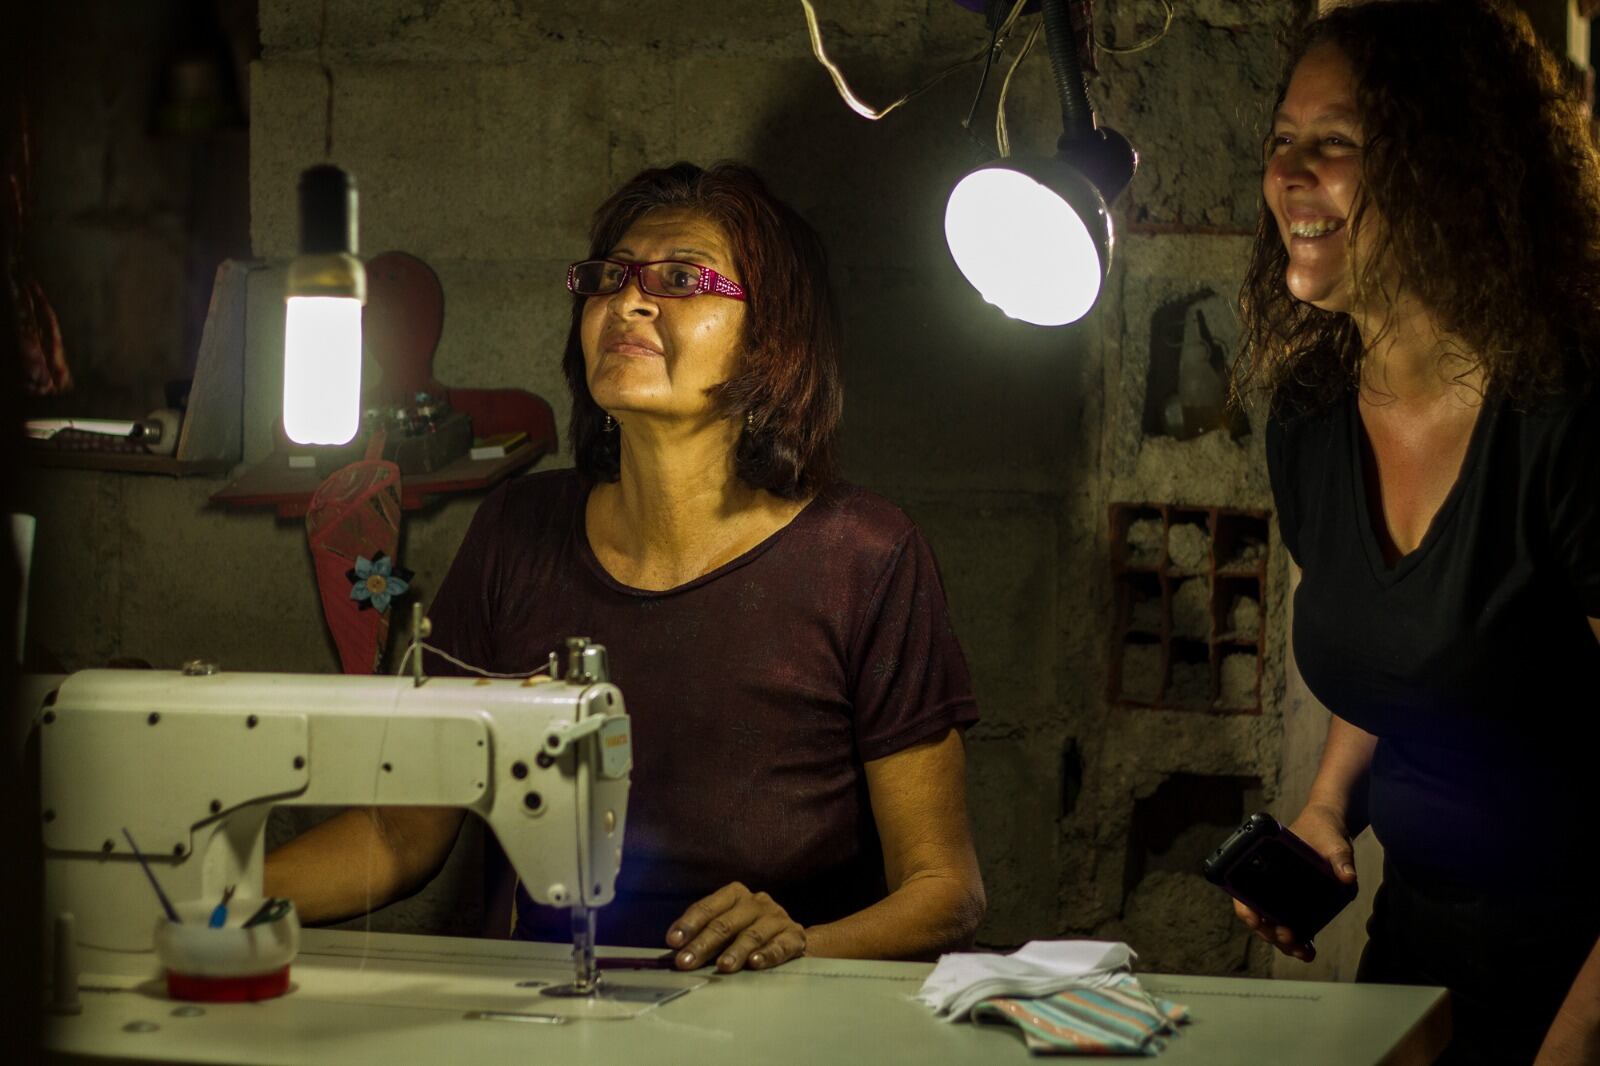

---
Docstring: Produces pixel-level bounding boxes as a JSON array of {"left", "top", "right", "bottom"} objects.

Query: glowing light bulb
[
  {"left": 283, "top": 295, "right": 362, "bottom": 445},
  {"left": 944, "top": 166, "right": 1107, "bottom": 327}
]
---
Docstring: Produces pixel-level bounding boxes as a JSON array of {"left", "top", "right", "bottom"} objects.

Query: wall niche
[
  {"left": 1120, "top": 771, "right": 1268, "bottom": 976},
  {"left": 1140, "top": 289, "right": 1250, "bottom": 441}
]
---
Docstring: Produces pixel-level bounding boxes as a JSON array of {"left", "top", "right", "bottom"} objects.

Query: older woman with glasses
[{"left": 266, "top": 162, "right": 987, "bottom": 974}]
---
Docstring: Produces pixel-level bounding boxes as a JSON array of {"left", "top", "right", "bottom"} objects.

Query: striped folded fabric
[{"left": 971, "top": 976, "right": 1190, "bottom": 1055}]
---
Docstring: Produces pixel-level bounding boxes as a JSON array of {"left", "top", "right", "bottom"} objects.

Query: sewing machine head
[{"left": 32, "top": 640, "right": 631, "bottom": 988}]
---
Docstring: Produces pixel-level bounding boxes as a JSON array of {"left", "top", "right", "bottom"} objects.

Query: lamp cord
[
  {"left": 1042, "top": 0, "right": 1095, "bottom": 142},
  {"left": 318, "top": 0, "right": 334, "bottom": 158}
]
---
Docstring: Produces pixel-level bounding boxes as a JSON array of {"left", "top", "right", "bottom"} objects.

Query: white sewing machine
[{"left": 32, "top": 637, "right": 631, "bottom": 1000}]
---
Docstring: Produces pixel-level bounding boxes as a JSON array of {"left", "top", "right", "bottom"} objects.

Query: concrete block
[
  {"left": 116, "top": 478, "right": 336, "bottom": 673},
  {"left": 966, "top": 733, "right": 1063, "bottom": 946},
  {"left": 837, "top": 276, "right": 1092, "bottom": 496},
  {"left": 252, "top": 60, "right": 607, "bottom": 261},
  {"left": 16, "top": 472, "right": 125, "bottom": 671},
  {"left": 262, "top": 0, "right": 928, "bottom": 62},
  {"left": 250, "top": 61, "right": 333, "bottom": 258},
  {"left": 1095, "top": 16, "right": 1293, "bottom": 230},
  {"left": 425, "top": 258, "right": 576, "bottom": 437}
]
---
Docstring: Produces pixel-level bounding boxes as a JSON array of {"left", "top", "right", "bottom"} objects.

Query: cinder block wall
[{"left": 24, "top": 0, "right": 1328, "bottom": 973}]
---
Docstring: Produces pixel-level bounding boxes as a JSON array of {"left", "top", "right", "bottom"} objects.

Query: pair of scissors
[{"left": 241, "top": 898, "right": 293, "bottom": 929}]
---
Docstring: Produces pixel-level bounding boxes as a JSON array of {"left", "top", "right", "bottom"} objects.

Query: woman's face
[
  {"left": 581, "top": 208, "right": 747, "bottom": 428},
  {"left": 1264, "top": 43, "right": 1367, "bottom": 313}
]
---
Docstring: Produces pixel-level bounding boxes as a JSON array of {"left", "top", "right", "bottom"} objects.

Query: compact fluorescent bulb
[
  {"left": 283, "top": 295, "right": 362, "bottom": 445},
  {"left": 283, "top": 164, "right": 364, "bottom": 447}
]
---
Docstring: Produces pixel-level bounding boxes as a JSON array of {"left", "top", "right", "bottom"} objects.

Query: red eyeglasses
[{"left": 566, "top": 259, "right": 747, "bottom": 301}]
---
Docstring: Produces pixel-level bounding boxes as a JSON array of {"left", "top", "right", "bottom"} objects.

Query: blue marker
[{"left": 208, "top": 885, "right": 237, "bottom": 928}]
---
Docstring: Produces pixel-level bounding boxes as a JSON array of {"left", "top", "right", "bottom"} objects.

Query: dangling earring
[
  {"left": 744, "top": 410, "right": 755, "bottom": 431},
  {"left": 602, "top": 413, "right": 617, "bottom": 432}
]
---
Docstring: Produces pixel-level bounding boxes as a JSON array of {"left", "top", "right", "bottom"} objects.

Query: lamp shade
[{"left": 944, "top": 156, "right": 1112, "bottom": 327}]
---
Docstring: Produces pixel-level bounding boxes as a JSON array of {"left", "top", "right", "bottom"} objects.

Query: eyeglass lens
[{"left": 571, "top": 260, "right": 705, "bottom": 297}]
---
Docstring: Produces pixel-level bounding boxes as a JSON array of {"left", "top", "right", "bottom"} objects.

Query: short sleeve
[
  {"left": 847, "top": 528, "right": 979, "bottom": 762},
  {"left": 1545, "top": 395, "right": 1600, "bottom": 617},
  {"left": 422, "top": 484, "right": 511, "bottom": 677},
  {"left": 1266, "top": 410, "right": 1302, "bottom": 568}
]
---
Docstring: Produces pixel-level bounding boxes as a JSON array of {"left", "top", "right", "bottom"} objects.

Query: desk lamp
[
  {"left": 283, "top": 165, "right": 365, "bottom": 446},
  {"left": 944, "top": 0, "right": 1136, "bottom": 325}
]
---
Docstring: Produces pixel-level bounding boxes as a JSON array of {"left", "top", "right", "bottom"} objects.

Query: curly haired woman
[{"left": 1230, "top": 3, "right": 1599, "bottom": 1063}]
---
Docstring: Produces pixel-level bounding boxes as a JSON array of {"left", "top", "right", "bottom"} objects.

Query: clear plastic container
[{"left": 153, "top": 898, "right": 299, "bottom": 1002}]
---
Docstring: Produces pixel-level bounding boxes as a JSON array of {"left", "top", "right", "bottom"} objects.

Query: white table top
[{"left": 46, "top": 929, "right": 1450, "bottom": 1065}]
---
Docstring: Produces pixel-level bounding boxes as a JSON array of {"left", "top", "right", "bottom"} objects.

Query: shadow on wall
[
  {"left": 740, "top": 53, "right": 1092, "bottom": 493},
  {"left": 1121, "top": 772, "right": 1266, "bottom": 976},
  {"left": 737, "top": 44, "right": 1096, "bottom": 950}
]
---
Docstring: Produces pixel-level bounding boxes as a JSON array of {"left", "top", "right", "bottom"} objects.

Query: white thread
[{"left": 394, "top": 639, "right": 553, "bottom": 680}]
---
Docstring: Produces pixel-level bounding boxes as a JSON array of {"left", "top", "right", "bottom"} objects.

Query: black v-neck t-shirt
[
  {"left": 1268, "top": 389, "right": 1599, "bottom": 888},
  {"left": 423, "top": 470, "right": 978, "bottom": 947}
]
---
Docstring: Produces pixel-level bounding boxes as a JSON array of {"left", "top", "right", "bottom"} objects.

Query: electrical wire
[
  {"left": 803, "top": 0, "right": 1173, "bottom": 136},
  {"left": 962, "top": 15, "right": 1004, "bottom": 130},
  {"left": 1097, "top": 0, "right": 1175, "bottom": 55},
  {"left": 961, "top": 0, "right": 1035, "bottom": 131},
  {"left": 318, "top": 0, "right": 335, "bottom": 157},
  {"left": 992, "top": 18, "right": 1043, "bottom": 156},
  {"left": 801, "top": 0, "right": 994, "bottom": 121}
]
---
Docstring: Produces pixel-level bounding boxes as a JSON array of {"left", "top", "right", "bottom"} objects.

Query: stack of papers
[{"left": 916, "top": 941, "right": 1136, "bottom": 1022}]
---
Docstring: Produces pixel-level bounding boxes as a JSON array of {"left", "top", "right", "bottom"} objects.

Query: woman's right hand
[{"left": 1231, "top": 803, "right": 1359, "bottom": 963}]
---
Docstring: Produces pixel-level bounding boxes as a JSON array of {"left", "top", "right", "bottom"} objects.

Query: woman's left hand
[{"left": 665, "top": 882, "right": 806, "bottom": 972}]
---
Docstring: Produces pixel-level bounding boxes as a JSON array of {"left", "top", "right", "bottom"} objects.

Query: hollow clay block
[
  {"left": 1168, "top": 523, "right": 1211, "bottom": 571},
  {"left": 1169, "top": 661, "right": 1212, "bottom": 705},
  {"left": 1127, "top": 518, "right": 1164, "bottom": 567},
  {"left": 1171, "top": 578, "right": 1210, "bottom": 640},
  {"left": 1227, "top": 595, "right": 1261, "bottom": 639},
  {"left": 1220, "top": 653, "right": 1258, "bottom": 708},
  {"left": 1121, "top": 643, "right": 1164, "bottom": 702},
  {"left": 1228, "top": 538, "right": 1266, "bottom": 568},
  {"left": 1129, "top": 595, "right": 1163, "bottom": 634}
]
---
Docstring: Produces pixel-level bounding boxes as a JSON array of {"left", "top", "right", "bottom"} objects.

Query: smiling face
[
  {"left": 1264, "top": 43, "right": 1368, "bottom": 313},
  {"left": 580, "top": 208, "right": 747, "bottom": 428}
]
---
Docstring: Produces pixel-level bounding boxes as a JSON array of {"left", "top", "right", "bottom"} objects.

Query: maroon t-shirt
[{"left": 424, "top": 469, "right": 978, "bottom": 948}]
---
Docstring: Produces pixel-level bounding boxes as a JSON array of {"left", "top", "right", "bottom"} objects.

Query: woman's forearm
[
  {"left": 802, "top": 872, "right": 985, "bottom": 962},
  {"left": 1305, "top": 715, "right": 1379, "bottom": 835},
  {"left": 1535, "top": 936, "right": 1600, "bottom": 1066},
  {"left": 264, "top": 806, "right": 461, "bottom": 924}
]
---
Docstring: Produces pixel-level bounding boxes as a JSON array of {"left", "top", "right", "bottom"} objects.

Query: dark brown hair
[
  {"left": 1234, "top": 0, "right": 1600, "bottom": 415},
  {"left": 563, "top": 161, "right": 843, "bottom": 498}
]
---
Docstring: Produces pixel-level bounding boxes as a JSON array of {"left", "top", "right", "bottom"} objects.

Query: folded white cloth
[{"left": 916, "top": 940, "right": 1137, "bottom": 1022}]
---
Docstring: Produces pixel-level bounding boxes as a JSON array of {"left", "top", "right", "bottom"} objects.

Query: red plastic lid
[{"left": 166, "top": 966, "right": 291, "bottom": 1003}]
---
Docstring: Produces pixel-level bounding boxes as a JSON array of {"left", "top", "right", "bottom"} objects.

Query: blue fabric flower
[{"left": 346, "top": 552, "right": 412, "bottom": 613}]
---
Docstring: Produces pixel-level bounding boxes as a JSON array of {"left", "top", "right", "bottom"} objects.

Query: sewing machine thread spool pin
[
  {"left": 49, "top": 913, "right": 82, "bottom": 1015},
  {"left": 410, "top": 605, "right": 431, "bottom": 687}
]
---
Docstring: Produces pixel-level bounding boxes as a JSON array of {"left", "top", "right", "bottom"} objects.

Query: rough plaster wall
[{"left": 27, "top": 0, "right": 1318, "bottom": 965}]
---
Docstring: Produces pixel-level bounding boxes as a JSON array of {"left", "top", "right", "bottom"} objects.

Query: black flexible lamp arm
[{"left": 1041, "top": 0, "right": 1095, "bottom": 143}]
